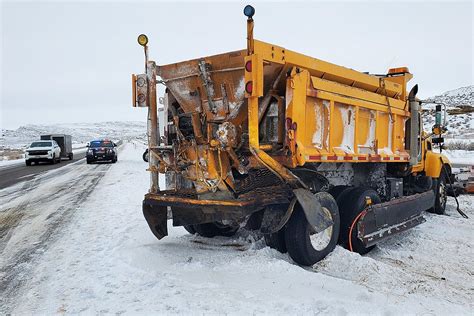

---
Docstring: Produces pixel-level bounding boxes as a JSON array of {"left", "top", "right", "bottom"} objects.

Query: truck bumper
[
  {"left": 26, "top": 155, "right": 53, "bottom": 163},
  {"left": 86, "top": 153, "right": 115, "bottom": 162},
  {"left": 142, "top": 186, "right": 291, "bottom": 240}
]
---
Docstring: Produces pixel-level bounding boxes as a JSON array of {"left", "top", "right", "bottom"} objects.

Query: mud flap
[
  {"left": 143, "top": 200, "right": 168, "bottom": 240},
  {"left": 293, "top": 188, "right": 333, "bottom": 233},
  {"left": 358, "top": 190, "right": 434, "bottom": 247}
]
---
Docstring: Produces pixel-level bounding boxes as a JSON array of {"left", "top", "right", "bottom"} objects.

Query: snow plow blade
[
  {"left": 143, "top": 200, "right": 168, "bottom": 240},
  {"left": 358, "top": 190, "right": 434, "bottom": 247}
]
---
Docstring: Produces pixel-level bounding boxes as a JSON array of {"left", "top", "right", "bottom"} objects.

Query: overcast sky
[{"left": 1, "top": 0, "right": 472, "bottom": 129}]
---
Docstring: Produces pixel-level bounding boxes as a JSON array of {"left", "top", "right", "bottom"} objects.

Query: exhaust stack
[{"left": 408, "top": 84, "right": 420, "bottom": 166}]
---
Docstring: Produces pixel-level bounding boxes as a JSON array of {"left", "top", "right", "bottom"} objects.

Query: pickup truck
[{"left": 25, "top": 140, "right": 62, "bottom": 165}]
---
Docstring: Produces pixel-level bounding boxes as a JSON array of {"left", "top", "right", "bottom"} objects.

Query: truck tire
[
  {"left": 338, "top": 187, "right": 381, "bottom": 255},
  {"left": 69, "top": 153, "right": 73, "bottom": 160},
  {"left": 25, "top": 160, "right": 31, "bottom": 166},
  {"left": 328, "top": 185, "right": 351, "bottom": 201},
  {"left": 193, "top": 222, "right": 239, "bottom": 238},
  {"left": 285, "top": 192, "right": 340, "bottom": 266},
  {"left": 51, "top": 155, "right": 56, "bottom": 164},
  {"left": 430, "top": 172, "right": 447, "bottom": 215},
  {"left": 143, "top": 149, "right": 149, "bottom": 162},
  {"left": 183, "top": 225, "right": 196, "bottom": 235},
  {"left": 264, "top": 228, "right": 287, "bottom": 253}
]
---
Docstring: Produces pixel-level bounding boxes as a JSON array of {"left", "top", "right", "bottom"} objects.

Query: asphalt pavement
[{"left": 0, "top": 152, "right": 87, "bottom": 190}]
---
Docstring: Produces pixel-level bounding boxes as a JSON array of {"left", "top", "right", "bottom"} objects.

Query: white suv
[{"left": 25, "top": 140, "right": 62, "bottom": 166}]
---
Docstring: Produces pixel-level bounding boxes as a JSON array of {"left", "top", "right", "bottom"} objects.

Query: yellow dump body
[{"left": 156, "top": 39, "right": 414, "bottom": 187}]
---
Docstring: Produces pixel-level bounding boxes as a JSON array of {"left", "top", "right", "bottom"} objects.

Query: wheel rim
[
  {"left": 439, "top": 181, "right": 447, "bottom": 208},
  {"left": 309, "top": 207, "right": 333, "bottom": 251}
]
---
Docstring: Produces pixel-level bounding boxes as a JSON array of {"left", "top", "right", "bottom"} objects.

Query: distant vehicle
[
  {"left": 40, "top": 134, "right": 73, "bottom": 160},
  {"left": 86, "top": 139, "right": 118, "bottom": 164},
  {"left": 25, "top": 140, "right": 61, "bottom": 166},
  {"left": 450, "top": 166, "right": 474, "bottom": 195}
]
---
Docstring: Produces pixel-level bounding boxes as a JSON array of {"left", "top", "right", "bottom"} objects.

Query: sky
[{"left": 1, "top": 0, "right": 473, "bottom": 130}]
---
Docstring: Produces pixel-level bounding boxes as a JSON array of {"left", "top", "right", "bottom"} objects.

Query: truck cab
[{"left": 25, "top": 140, "right": 61, "bottom": 166}]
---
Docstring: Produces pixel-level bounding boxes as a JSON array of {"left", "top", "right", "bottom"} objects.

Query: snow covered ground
[
  {"left": 1, "top": 143, "right": 473, "bottom": 314},
  {"left": 444, "top": 150, "right": 474, "bottom": 166}
]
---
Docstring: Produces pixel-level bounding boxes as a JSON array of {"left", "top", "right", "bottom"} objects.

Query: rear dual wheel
[
  {"left": 337, "top": 187, "right": 381, "bottom": 255},
  {"left": 264, "top": 228, "right": 287, "bottom": 253},
  {"left": 184, "top": 222, "right": 239, "bottom": 238},
  {"left": 284, "top": 192, "right": 340, "bottom": 266}
]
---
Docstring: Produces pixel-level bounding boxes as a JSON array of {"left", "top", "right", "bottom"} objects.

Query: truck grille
[{"left": 29, "top": 150, "right": 48, "bottom": 155}]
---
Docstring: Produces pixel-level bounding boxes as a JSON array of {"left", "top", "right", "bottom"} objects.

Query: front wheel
[
  {"left": 285, "top": 192, "right": 340, "bottom": 266},
  {"left": 429, "top": 172, "right": 447, "bottom": 215},
  {"left": 264, "top": 228, "right": 287, "bottom": 253}
]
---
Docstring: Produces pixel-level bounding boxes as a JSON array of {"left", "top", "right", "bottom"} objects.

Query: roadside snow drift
[{"left": 1, "top": 143, "right": 473, "bottom": 314}]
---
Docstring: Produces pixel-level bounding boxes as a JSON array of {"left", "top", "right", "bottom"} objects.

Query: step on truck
[
  {"left": 131, "top": 5, "right": 453, "bottom": 266},
  {"left": 40, "top": 134, "right": 73, "bottom": 160}
]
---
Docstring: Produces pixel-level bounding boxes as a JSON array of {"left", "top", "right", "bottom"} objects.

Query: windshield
[
  {"left": 90, "top": 141, "right": 114, "bottom": 148},
  {"left": 30, "top": 141, "right": 52, "bottom": 147}
]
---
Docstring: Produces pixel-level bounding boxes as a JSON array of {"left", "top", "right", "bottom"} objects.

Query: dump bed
[{"left": 157, "top": 40, "right": 412, "bottom": 165}]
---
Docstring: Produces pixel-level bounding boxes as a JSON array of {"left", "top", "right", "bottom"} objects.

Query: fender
[
  {"left": 424, "top": 151, "right": 451, "bottom": 178},
  {"left": 292, "top": 188, "right": 333, "bottom": 233},
  {"left": 260, "top": 189, "right": 333, "bottom": 234}
]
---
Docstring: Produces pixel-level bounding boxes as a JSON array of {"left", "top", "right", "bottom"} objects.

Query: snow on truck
[{"left": 131, "top": 6, "right": 454, "bottom": 266}]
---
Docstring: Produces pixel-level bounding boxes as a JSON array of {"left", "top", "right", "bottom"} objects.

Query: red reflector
[
  {"left": 245, "top": 81, "right": 253, "bottom": 93},
  {"left": 245, "top": 60, "right": 252, "bottom": 72}
]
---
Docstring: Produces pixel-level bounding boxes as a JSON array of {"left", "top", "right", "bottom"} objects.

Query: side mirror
[
  {"left": 86, "top": 143, "right": 90, "bottom": 147},
  {"left": 113, "top": 143, "right": 117, "bottom": 147}
]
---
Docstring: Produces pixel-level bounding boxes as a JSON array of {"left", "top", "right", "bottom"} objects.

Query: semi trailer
[{"left": 131, "top": 6, "right": 453, "bottom": 266}]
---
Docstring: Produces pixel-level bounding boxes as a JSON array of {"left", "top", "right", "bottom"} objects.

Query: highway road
[{"left": 0, "top": 152, "right": 87, "bottom": 190}]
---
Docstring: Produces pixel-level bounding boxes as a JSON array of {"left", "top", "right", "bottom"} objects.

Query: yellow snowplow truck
[{"left": 132, "top": 6, "right": 452, "bottom": 266}]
